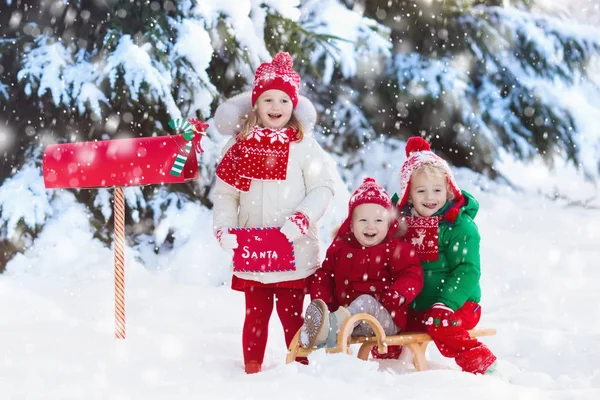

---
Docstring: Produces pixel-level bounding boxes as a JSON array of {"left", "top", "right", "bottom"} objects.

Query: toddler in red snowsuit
[{"left": 299, "top": 177, "right": 423, "bottom": 348}]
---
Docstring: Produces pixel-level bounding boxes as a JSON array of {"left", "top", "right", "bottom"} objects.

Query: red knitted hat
[
  {"left": 337, "top": 177, "right": 394, "bottom": 239},
  {"left": 398, "top": 137, "right": 463, "bottom": 221},
  {"left": 252, "top": 52, "right": 301, "bottom": 108}
]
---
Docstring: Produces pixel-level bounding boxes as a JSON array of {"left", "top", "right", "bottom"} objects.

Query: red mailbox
[
  {"left": 42, "top": 118, "right": 207, "bottom": 339},
  {"left": 43, "top": 119, "right": 205, "bottom": 189}
]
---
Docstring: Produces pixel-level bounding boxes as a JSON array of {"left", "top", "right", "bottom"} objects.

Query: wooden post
[{"left": 114, "top": 187, "right": 126, "bottom": 339}]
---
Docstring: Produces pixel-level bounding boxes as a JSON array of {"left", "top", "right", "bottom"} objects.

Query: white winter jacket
[{"left": 212, "top": 92, "right": 335, "bottom": 284}]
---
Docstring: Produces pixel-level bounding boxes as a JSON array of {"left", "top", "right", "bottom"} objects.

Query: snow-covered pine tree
[
  {"left": 292, "top": 0, "right": 393, "bottom": 184},
  {"left": 0, "top": 0, "right": 389, "bottom": 271},
  {"left": 2, "top": 0, "right": 599, "bottom": 272},
  {"left": 0, "top": 1, "right": 217, "bottom": 268},
  {"left": 353, "top": 0, "right": 600, "bottom": 179}
]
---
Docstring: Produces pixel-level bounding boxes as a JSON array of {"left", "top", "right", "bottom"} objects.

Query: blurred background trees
[{"left": 1, "top": 0, "right": 599, "bottom": 271}]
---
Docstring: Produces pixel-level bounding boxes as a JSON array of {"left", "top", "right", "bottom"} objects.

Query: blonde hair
[
  {"left": 412, "top": 163, "right": 455, "bottom": 202},
  {"left": 236, "top": 109, "right": 305, "bottom": 142}
]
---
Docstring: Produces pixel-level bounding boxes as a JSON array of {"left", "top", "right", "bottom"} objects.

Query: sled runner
[{"left": 286, "top": 312, "right": 496, "bottom": 371}]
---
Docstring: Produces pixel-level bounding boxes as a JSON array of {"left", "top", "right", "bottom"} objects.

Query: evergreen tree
[
  {"left": 0, "top": 0, "right": 386, "bottom": 271},
  {"left": 2, "top": 0, "right": 600, "bottom": 271},
  {"left": 351, "top": 0, "right": 600, "bottom": 178}
]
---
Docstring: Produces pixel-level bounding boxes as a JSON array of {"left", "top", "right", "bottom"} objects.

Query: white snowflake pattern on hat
[
  {"left": 397, "top": 137, "right": 464, "bottom": 222},
  {"left": 335, "top": 177, "right": 393, "bottom": 241},
  {"left": 252, "top": 52, "right": 301, "bottom": 108}
]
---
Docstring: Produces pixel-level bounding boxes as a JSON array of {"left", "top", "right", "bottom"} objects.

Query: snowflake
[
  {"left": 247, "top": 126, "right": 265, "bottom": 142},
  {"left": 267, "top": 128, "right": 289, "bottom": 144}
]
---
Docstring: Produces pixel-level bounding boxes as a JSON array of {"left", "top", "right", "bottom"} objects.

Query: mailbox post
[{"left": 42, "top": 119, "right": 207, "bottom": 339}]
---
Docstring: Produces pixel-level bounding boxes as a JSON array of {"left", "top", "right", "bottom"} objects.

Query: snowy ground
[{"left": 1, "top": 162, "right": 600, "bottom": 400}]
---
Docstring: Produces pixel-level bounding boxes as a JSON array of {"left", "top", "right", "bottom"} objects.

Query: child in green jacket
[{"left": 373, "top": 136, "right": 497, "bottom": 375}]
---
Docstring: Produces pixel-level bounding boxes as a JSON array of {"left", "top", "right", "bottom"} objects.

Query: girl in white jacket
[{"left": 212, "top": 52, "right": 335, "bottom": 374}]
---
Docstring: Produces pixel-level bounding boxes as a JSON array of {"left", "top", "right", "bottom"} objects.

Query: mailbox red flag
[{"left": 43, "top": 134, "right": 200, "bottom": 189}]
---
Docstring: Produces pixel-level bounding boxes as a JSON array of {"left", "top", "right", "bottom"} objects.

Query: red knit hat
[
  {"left": 252, "top": 52, "right": 301, "bottom": 108},
  {"left": 398, "top": 137, "right": 464, "bottom": 222},
  {"left": 337, "top": 177, "right": 394, "bottom": 239}
]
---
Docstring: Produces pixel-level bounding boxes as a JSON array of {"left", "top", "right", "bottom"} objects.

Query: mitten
[
  {"left": 379, "top": 289, "right": 405, "bottom": 317},
  {"left": 425, "top": 303, "right": 457, "bottom": 328},
  {"left": 280, "top": 211, "right": 309, "bottom": 242},
  {"left": 216, "top": 228, "right": 238, "bottom": 254}
]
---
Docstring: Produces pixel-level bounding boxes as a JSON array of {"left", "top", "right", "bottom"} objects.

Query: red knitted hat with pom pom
[
  {"left": 398, "top": 137, "right": 463, "bottom": 221},
  {"left": 252, "top": 52, "right": 301, "bottom": 108},
  {"left": 336, "top": 177, "right": 395, "bottom": 239}
]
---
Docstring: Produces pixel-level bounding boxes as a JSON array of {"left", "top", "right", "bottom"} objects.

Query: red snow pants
[
  {"left": 242, "top": 286, "right": 306, "bottom": 365},
  {"left": 373, "top": 301, "right": 496, "bottom": 374}
]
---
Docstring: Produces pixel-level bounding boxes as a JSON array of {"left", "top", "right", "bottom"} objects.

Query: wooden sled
[{"left": 286, "top": 312, "right": 496, "bottom": 371}]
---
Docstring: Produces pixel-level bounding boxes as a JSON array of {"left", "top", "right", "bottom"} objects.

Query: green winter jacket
[{"left": 409, "top": 190, "right": 482, "bottom": 312}]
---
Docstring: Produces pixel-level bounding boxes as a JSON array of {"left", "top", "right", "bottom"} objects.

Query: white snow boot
[
  {"left": 300, "top": 301, "right": 352, "bottom": 349},
  {"left": 300, "top": 299, "right": 329, "bottom": 348}
]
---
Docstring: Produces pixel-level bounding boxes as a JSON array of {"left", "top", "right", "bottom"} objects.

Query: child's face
[
  {"left": 350, "top": 203, "right": 391, "bottom": 247},
  {"left": 255, "top": 89, "right": 293, "bottom": 130},
  {"left": 409, "top": 169, "right": 448, "bottom": 217}
]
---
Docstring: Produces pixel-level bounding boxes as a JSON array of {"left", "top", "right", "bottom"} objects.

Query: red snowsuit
[{"left": 310, "top": 229, "right": 423, "bottom": 331}]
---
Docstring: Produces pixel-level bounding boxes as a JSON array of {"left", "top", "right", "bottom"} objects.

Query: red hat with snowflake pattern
[
  {"left": 398, "top": 137, "right": 464, "bottom": 222},
  {"left": 337, "top": 177, "right": 394, "bottom": 239},
  {"left": 252, "top": 52, "right": 301, "bottom": 108}
]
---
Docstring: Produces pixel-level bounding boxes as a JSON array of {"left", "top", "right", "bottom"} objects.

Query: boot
[
  {"left": 322, "top": 306, "right": 351, "bottom": 348},
  {"left": 300, "top": 301, "right": 352, "bottom": 349},
  {"left": 332, "top": 307, "right": 351, "bottom": 329},
  {"left": 244, "top": 361, "right": 262, "bottom": 374},
  {"left": 300, "top": 299, "right": 329, "bottom": 348}
]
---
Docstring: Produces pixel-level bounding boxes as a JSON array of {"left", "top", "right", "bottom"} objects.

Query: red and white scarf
[
  {"left": 216, "top": 126, "right": 296, "bottom": 192},
  {"left": 404, "top": 215, "right": 442, "bottom": 261}
]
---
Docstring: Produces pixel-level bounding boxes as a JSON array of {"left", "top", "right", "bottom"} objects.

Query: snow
[
  {"left": 0, "top": 161, "right": 53, "bottom": 237},
  {"left": 105, "top": 36, "right": 181, "bottom": 119},
  {"left": 388, "top": 5, "right": 600, "bottom": 181},
  {"left": 67, "top": 51, "right": 108, "bottom": 118},
  {"left": 303, "top": 0, "right": 392, "bottom": 84},
  {"left": 0, "top": 81, "right": 8, "bottom": 101},
  {"left": 172, "top": 20, "right": 216, "bottom": 117},
  {"left": 191, "top": 0, "right": 273, "bottom": 70},
  {"left": 1, "top": 155, "right": 599, "bottom": 399},
  {"left": 17, "top": 38, "right": 71, "bottom": 106},
  {"left": 15, "top": 38, "right": 107, "bottom": 118},
  {"left": 2, "top": 0, "right": 600, "bottom": 397}
]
